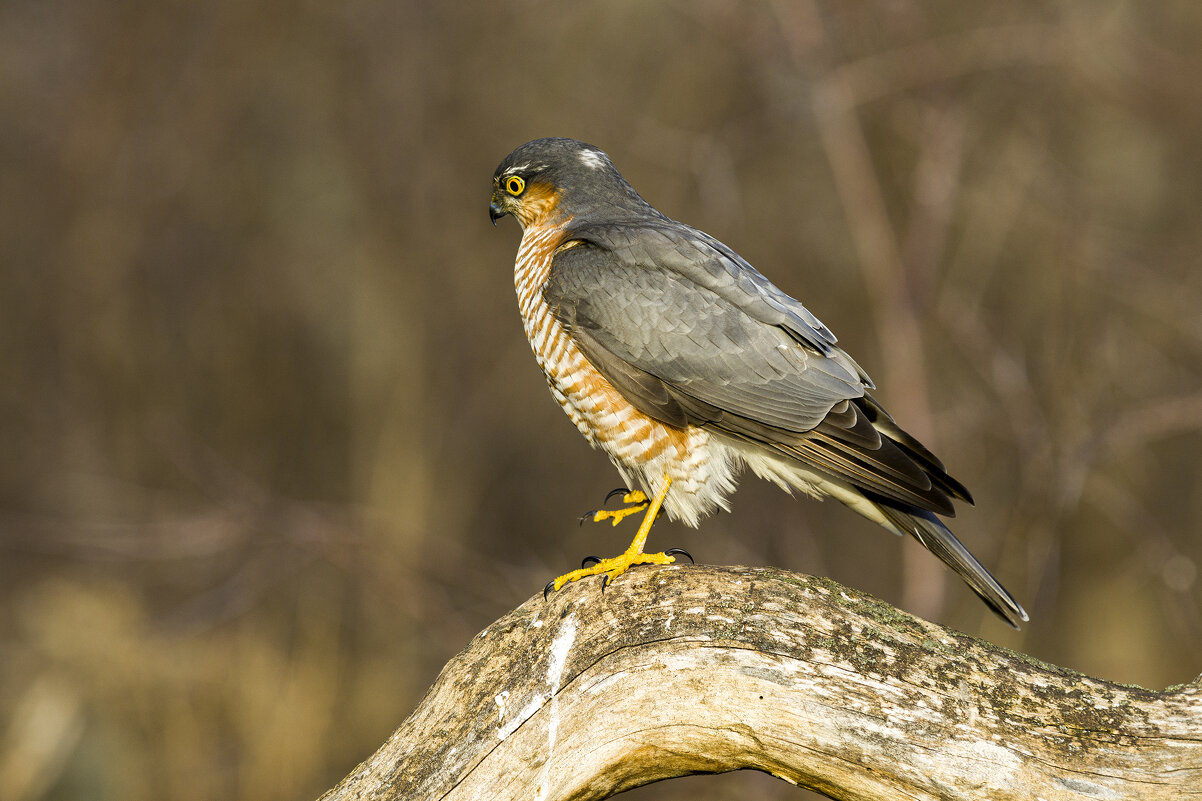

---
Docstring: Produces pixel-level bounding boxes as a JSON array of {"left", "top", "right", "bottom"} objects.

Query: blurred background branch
[{"left": 2, "top": 2, "right": 1201, "bottom": 800}]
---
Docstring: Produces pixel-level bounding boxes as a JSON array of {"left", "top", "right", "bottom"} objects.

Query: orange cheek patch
[{"left": 514, "top": 182, "right": 562, "bottom": 228}]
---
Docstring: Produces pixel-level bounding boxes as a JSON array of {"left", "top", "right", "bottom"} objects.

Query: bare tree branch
[{"left": 318, "top": 565, "right": 1202, "bottom": 801}]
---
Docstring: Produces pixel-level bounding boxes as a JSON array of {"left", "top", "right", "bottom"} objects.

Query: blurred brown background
[{"left": 2, "top": 1, "right": 1201, "bottom": 799}]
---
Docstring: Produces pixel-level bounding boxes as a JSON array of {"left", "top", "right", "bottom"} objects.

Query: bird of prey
[{"left": 489, "top": 137, "right": 1027, "bottom": 628}]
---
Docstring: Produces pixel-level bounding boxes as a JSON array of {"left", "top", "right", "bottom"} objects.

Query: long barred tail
[
  {"left": 876, "top": 504, "right": 1028, "bottom": 629},
  {"left": 734, "top": 443, "right": 1028, "bottom": 627}
]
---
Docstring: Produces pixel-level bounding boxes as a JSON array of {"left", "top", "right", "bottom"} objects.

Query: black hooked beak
[{"left": 489, "top": 198, "right": 506, "bottom": 226}]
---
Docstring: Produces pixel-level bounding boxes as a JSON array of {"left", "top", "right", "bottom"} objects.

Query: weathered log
[{"left": 319, "top": 565, "right": 1202, "bottom": 801}]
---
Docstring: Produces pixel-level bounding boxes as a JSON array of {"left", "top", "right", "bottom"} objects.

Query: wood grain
[{"left": 318, "top": 565, "right": 1202, "bottom": 801}]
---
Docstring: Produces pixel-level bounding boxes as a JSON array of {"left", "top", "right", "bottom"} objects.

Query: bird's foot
[
  {"left": 547, "top": 477, "right": 680, "bottom": 599},
  {"left": 592, "top": 488, "right": 649, "bottom": 526},
  {"left": 579, "top": 488, "right": 649, "bottom": 527},
  {"left": 544, "top": 545, "right": 678, "bottom": 598}
]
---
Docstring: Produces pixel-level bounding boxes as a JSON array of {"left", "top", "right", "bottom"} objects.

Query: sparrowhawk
[{"left": 489, "top": 137, "right": 1027, "bottom": 628}]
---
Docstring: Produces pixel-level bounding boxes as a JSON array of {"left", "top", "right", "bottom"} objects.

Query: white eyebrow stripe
[{"left": 503, "top": 162, "right": 548, "bottom": 176}]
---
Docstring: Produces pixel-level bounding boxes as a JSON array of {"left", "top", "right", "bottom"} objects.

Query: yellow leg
[{"left": 549, "top": 477, "right": 675, "bottom": 593}]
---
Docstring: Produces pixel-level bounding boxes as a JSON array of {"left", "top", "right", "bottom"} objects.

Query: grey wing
[
  {"left": 545, "top": 224, "right": 970, "bottom": 515},
  {"left": 546, "top": 236, "right": 865, "bottom": 433},
  {"left": 579, "top": 221, "right": 874, "bottom": 383}
]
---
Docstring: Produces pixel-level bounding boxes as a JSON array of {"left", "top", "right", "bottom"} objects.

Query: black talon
[
  {"left": 604, "top": 487, "right": 631, "bottom": 505},
  {"left": 581, "top": 555, "right": 602, "bottom": 568},
  {"left": 578, "top": 511, "right": 596, "bottom": 527},
  {"left": 599, "top": 574, "right": 610, "bottom": 592},
  {"left": 543, "top": 579, "right": 556, "bottom": 600},
  {"left": 665, "top": 548, "right": 694, "bottom": 564}
]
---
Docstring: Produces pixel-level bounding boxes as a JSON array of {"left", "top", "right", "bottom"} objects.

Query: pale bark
[{"left": 319, "top": 565, "right": 1202, "bottom": 801}]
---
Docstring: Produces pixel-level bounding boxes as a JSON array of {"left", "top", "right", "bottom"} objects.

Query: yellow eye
[{"left": 505, "top": 175, "right": 525, "bottom": 196}]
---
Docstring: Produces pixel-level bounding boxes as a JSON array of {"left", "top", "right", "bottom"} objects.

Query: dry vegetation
[{"left": 2, "top": 2, "right": 1201, "bottom": 800}]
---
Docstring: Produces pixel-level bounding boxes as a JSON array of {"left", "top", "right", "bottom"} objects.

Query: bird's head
[{"left": 489, "top": 138, "right": 655, "bottom": 230}]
